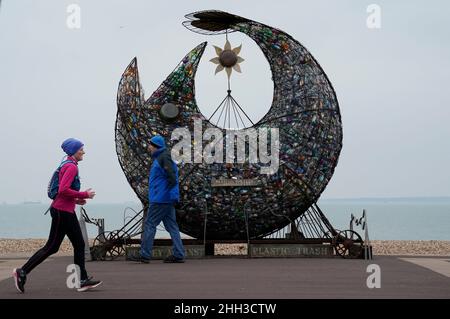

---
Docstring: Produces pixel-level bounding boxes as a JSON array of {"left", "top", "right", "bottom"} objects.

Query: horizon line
[{"left": 3, "top": 196, "right": 450, "bottom": 205}]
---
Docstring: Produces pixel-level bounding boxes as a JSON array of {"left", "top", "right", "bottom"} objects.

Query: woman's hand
[
  {"left": 75, "top": 198, "right": 87, "bottom": 205},
  {"left": 85, "top": 188, "right": 96, "bottom": 199}
]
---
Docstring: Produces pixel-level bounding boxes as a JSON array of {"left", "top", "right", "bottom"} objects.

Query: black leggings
[{"left": 22, "top": 207, "right": 88, "bottom": 280}]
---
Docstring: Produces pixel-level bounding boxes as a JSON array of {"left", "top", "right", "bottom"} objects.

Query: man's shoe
[
  {"left": 163, "top": 255, "right": 185, "bottom": 263},
  {"left": 13, "top": 268, "right": 26, "bottom": 293},
  {"left": 77, "top": 277, "right": 102, "bottom": 292},
  {"left": 128, "top": 255, "right": 150, "bottom": 264}
]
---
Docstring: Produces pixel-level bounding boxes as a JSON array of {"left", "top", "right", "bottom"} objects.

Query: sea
[{"left": 0, "top": 198, "right": 449, "bottom": 240}]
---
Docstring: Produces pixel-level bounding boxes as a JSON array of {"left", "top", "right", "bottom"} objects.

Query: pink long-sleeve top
[{"left": 51, "top": 156, "right": 89, "bottom": 213}]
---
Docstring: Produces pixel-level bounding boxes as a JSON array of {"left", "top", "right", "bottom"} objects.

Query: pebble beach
[{"left": 1, "top": 239, "right": 449, "bottom": 256}]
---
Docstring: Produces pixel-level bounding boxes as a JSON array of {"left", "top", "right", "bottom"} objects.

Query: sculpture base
[
  {"left": 124, "top": 239, "right": 336, "bottom": 259},
  {"left": 125, "top": 245, "right": 205, "bottom": 260},
  {"left": 249, "top": 243, "right": 334, "bottom": 258}
]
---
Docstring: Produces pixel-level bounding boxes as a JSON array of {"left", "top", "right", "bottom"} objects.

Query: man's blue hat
[{"left": 149, "top": 135, "right": 165, "bottom": 149}]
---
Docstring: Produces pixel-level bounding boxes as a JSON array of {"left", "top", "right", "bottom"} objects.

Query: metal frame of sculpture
[{"left": 115, "top": 11, "right": 352, "bottom": 248}]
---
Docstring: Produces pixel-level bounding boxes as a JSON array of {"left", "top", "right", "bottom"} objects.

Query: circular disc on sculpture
[
  {"left": 115, "top": 10, "right": 342, "bottom": 240},
  {"left": 160, "top": 103, "right": 180, "bottom": 122}
]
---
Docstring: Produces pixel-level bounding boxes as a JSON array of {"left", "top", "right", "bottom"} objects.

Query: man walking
[{"left": 131, "top": 135, "right": 185, "bottom": 263}]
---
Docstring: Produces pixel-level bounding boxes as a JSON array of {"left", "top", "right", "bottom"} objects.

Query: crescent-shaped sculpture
[{"left": 116, "top": 10, "right": 342, "bottom": 240}]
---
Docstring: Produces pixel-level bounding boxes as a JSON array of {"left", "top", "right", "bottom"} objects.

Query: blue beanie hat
[
  {"left": 61, "top": 138, "right": 84, "bottom": 156},
  {"left": 149, "top": 135, "right": 165, "bottom": 149}
]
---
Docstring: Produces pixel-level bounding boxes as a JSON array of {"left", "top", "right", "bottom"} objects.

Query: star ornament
[{"left": 210, "top": 40, "right": 244, "bottom": 78}]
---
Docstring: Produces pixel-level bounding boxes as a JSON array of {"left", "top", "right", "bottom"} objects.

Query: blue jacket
[{"left": 148, "top": 146, "right": 180, "bottom": 204}]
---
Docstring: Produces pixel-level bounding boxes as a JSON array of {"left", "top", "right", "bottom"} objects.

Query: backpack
[{"left": 47, "top": 160, "right": 80, "bottom": 199}]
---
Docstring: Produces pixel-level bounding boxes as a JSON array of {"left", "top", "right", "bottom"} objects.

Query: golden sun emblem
[{"left": 210, "top": 40, "right": 244, "bottom": 78}]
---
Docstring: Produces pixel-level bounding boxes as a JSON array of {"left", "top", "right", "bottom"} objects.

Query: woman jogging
[{"left": 13, "top": 138, "right": 102, "bottom": 293}]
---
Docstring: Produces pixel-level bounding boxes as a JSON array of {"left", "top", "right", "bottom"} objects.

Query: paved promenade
[{"left": 1, "top": 255, "right": 449, "bottom": 298}]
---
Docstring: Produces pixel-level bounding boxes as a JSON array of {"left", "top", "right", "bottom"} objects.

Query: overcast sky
[{"left": 0, "top": 0, "right": 449, "bottom": 203}]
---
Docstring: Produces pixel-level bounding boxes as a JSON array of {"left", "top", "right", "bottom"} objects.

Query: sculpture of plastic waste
[{"left": 116, "top": 11, "right": 342, "bottom": 239}]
